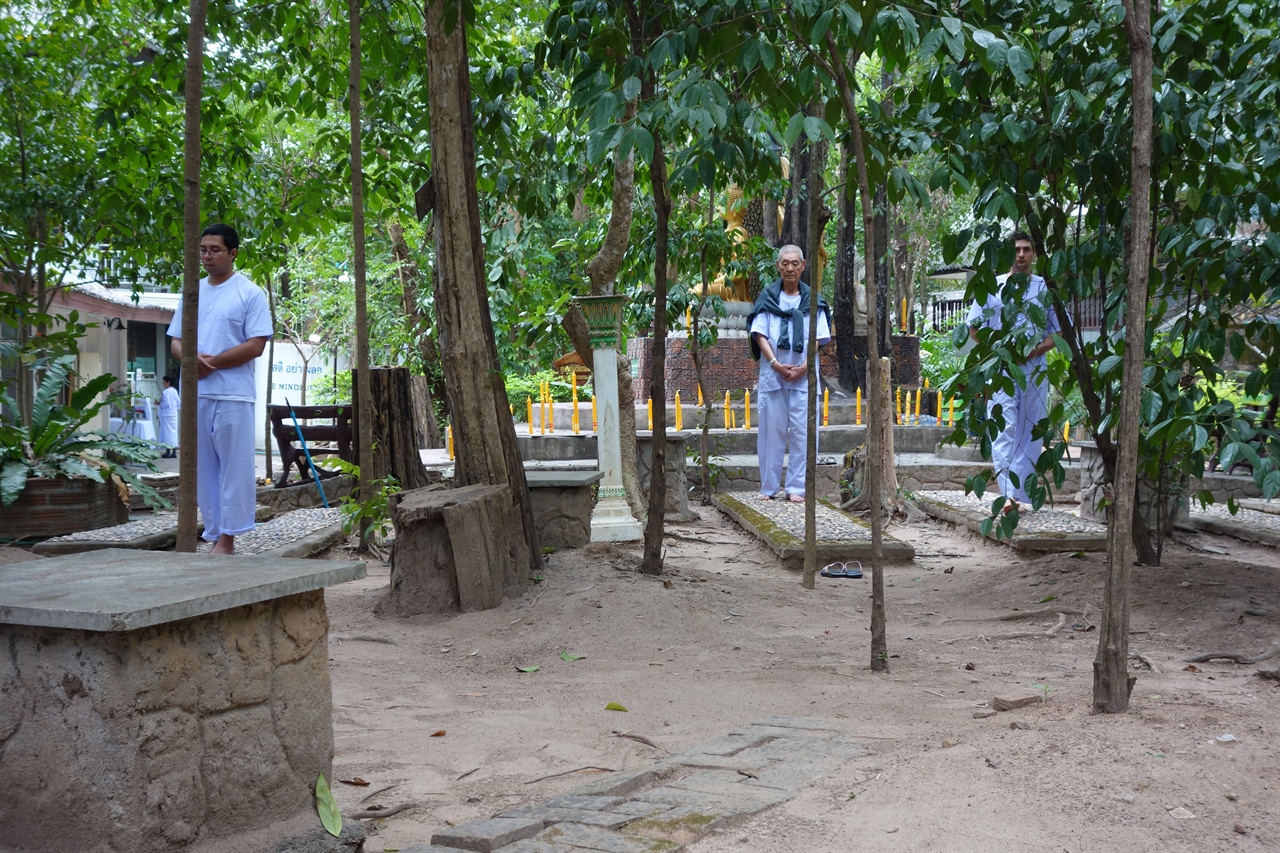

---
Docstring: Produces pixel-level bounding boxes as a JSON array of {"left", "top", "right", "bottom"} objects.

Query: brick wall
[{"left": 0, "top": 478, "right": 129, "bottom": 541}]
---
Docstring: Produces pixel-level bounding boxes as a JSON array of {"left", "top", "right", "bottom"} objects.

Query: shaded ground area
[{"left": 319, "top": 502, "right": 1279, "bottom": 853}]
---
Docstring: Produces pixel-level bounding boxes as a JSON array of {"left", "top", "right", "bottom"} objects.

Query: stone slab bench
[
  {"left": 915, "top": 489, "right": 1107, "bottom": 552},
  {"left": 0, "top": 549, "right": 365, "bottom": 852},
  {"left": 525, "top": 470, "right": 603, "bottom": 549},
  {"left": 712, "top": 492, "right": 916, "bottom": 568}
]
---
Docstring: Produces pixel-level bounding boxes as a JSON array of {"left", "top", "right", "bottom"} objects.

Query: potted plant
[{"left": 1, "top": 355, "right": 167, "bottom": 541}]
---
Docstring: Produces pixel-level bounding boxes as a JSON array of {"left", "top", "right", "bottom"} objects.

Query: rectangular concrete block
[
  {"left": 500, "top": 840, "right": 580, "bottom": 853},
  {"left": 539, "top": 794, "right": 626, "bottom": 811},
  {"left": 994, "top": 689, "right": 1044, "bottom": 711},
  {"left": 497, "top": 806, "right": 633, "bottom": 829},
  {"left": 536, "top": 822, "right": 680, "bottom": 853},
  {"left": 564, "top": 764, "right": 677, "bottom": 797},
  {"left": 431, "top": 817, "right": 545, "bottom": 852}
]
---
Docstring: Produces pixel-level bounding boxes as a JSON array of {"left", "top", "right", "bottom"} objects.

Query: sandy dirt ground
[{"left": 319, "top": 504, "right": 1279, "bottom": 853}]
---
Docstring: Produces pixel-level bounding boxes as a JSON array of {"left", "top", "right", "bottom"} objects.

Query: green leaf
[
  {"left": 621, "top": 76, "right": 641, "bottom": 103},
  {"left": 516, "top": 665, "right": 541, "bottom": 673},
  {"left": 315, "top": 774, "right": 342, "bottom": 837},
  {"left": 0, "top": 460, "right": 31, "bottom": 508},
  {"left": 604, "top": 701, "right": 628, "bottom": 712},
  {"left": 1038, "top": 594, "right": 1057, "bottom": 603},
  {"left": 560, "top": 649, "right": 586, "bottom": 661},
  {"left": 1006, "top": 45, "right": 1034, "bottom": 84}
]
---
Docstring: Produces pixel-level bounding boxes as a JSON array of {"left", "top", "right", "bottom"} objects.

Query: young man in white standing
[{"left": 167, "top": 224, "right": 273, "bottom": 555}]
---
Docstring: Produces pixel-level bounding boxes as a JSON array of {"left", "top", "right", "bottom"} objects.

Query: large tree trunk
[
  {"left": 387, "top": 219, "right": 445, "bottom": 447},
  {"left": 833, "top": 143, "right": 863, "bottom": 393},
  {"left": 424, "top": 0, "right": 541, "bottom": 581},
  {"left": 175, "top": 0, "right": 206, "bottom": 553},
  {"left": 354, "top": 367, "right": 431, "bottom": 490},
  {"left": 1094, "top": 0, "right": 1153, "bottom": 714},
  {"left": 561, "top": 99, "right": 644, "bottom": 521}
]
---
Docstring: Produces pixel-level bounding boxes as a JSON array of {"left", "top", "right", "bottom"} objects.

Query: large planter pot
[{"left": 0, "top": 477, "right": 129, "bottom": 541}]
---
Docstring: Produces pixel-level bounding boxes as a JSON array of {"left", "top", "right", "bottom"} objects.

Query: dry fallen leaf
[
  {"left": 1184, "top": 664, "right": 1201, "bottom": 673},
  {"left": 338, "top": 777, "right": 370, "bottom": 786},
  {"left": 431, "top": 730, "right": 446, "bottom": 737}
]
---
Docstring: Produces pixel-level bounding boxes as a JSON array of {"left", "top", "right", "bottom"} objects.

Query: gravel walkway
[
  {"left": 914, "top": 490, "right": 1107, "bottom": 552},
  {"left": 750, "top": 496, "right": 872, "bottom": 542},
  {"left": 196, "top": 508, "right": 345, "bottom": 556},
  {"left": 38, "top": 513, "right": 182, "bottom": 546}
]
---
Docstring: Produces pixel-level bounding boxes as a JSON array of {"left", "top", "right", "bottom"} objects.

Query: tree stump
[
  {"left": 353, "top": 367, "right": 430, "bottom": 490},
  {"left": 376, "top": 484, "right": 530, "bottom": 616}
]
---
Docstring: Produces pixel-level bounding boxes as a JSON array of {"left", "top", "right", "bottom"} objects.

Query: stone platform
[
  {"left": 915, "top": 490, "right": 1107, "bottom": 552},
  {"left": 0, "top": 549, "right": 366, "bottom": 852},
  {"left": 406, "top": 716, "right": 870, "bottom": 853},
  {"left": 1180, "top": 501, "right": 1280, "bottom": 547},
  {"left": 712, "top": 492, "right": 916, "bottom": 567}
]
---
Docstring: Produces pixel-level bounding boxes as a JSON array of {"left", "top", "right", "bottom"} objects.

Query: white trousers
[
  {"left": 991, "top": 363, "right": 1049, "bottom": 504},
  {"left": 757, "top": 386, "right": 812, "bottom": 498},
  {"left": 196, "top": 398, "right": 257, "bottom": 541}
]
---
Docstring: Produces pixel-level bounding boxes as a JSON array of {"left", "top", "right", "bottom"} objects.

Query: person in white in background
[
  {"left": 167, "top": 223, "right": 273, "bottom": 555},
  {"left": 157, "top": 374, "right": 180, "bottom": 458}
]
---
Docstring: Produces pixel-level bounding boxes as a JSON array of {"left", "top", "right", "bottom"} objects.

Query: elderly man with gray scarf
[{"left": 747, "top": 244, "right": 832, "bottom": 503}]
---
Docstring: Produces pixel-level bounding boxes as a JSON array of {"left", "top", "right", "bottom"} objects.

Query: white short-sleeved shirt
[
  {"left": 167, "top": 272, "right": 273, "bottom": 401},
  {"left": 750, "top": 290, "right": 831, "bottom": 393},
  {"left": 966, "top": 273, "right": 1058, "bottom": 366}
]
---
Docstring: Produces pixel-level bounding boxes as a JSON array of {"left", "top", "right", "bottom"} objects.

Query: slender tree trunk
[
  {"left": 176, "top": 0, "right": 206, "bottom": 553},
  {"left": 834, "top": 142, "right": 863, "bottom": 393},
  {"left": 801, "top": 127, "right": 828, "bottom": 589},
  {"left": 1094, "top": 0, "right": 1152, "bottom": 714},
  {"left": 349, "top": 0, "right": 375, "bottom": 550},
  {"left": 826, "top": 33, "right": 888, "bottom": 671},
  {"left": 264, "top": 272, "right": 278, "bottom": 482},
  {"left": 424, "top": 0, "right": 542, "bottom": 578},
  {"left": 640, "top": 127, "right": 670, "bottom": 575}
]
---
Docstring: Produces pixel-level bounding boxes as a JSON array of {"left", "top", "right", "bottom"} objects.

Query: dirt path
[{"left": 323, "top": 505, "right": 1279, "bottom": 853}]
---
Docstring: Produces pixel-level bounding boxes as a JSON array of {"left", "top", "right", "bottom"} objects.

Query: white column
[{"left": 575, "top": 296, "right": 641, "bottom": 542}]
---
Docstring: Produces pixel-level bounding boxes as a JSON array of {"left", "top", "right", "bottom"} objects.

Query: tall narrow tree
[
  {"left": 350, "top": 0, "right": 375, "bottom": 549},
  {"left": 176, "top": 0, "right": 207, "bottom": 553},
  {"left": 1093, "top": 0, "right": 1153, "bottom": 713}
]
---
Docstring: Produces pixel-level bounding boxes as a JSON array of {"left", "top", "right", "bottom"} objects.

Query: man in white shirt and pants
[
  {"left": 167, "top": 224, "right": 273, "bottom": 555},
  {"left": 747, "top": 244, "right": 832, "bottom": 503}
]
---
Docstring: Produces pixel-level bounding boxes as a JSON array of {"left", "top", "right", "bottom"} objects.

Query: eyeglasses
[{"left": 199, "top": 246, "right": 228, "bottom": 256}]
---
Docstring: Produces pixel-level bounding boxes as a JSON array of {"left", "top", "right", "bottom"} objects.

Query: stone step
[
  {"left": 712, "top": 492, "right": 915, "bottom": 566},
  {"left": 914, "top": 490, "right": 1107, "bottom": 552}
]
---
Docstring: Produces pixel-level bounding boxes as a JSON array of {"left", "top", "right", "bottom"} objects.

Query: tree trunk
[
  {"left": 176, "top": 0, "right": 206, "bottom": 554},
  {"left": 1094, "top": 0, "right": 1153, "bottom": 714},
  {"left": 827, "top": 34, "right": 888, "bottom": 671},
  {"left": 354, "top": 367, "right": 430, "bottom": 491},
  {"left": 833, "top": 142, "right": 863, "bottom": 393},
  {"left": 386, "top": 219, "right": 445, "bottom": 447},
  {"left": 424, "top": 0, "right": 541, "bottom": 581},
  {"left": 640, "top": 126, "right": 670, "bottom": 576},
  {"left": 801, "top": 125, "right": 828, "bottom": 590},
  {"left": 350, "top": 0, "right": 375, "bottom": 551}
]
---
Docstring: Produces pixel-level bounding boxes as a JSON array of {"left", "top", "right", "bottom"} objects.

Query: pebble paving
[
  {"left": 914, "top": 490, "right": 1108, "bottom": 552},
  {"left": 402, "top": 717, "right": 870, "bottom": 853},
  {"left": 196, "top": 507, "right": 345, "bottom": 556},
  {"left": 38, "top": 513, "right": 183, "bottom": 546},
  {"left": 712, "top": 493, "right": 915, "bottom": 564}
]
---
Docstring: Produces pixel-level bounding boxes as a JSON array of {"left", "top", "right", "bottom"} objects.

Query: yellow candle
[
  {"left": 686, "top": 305, "right": 691, "bottom": 329},
  {"left": 823, "top": 388, "right": 829, "bottom": 426},
  {"left": 527, "top": 396, "right": 533, "bottom": 435},
  {"left": 948, "top": 397, "right": 955, "bottom": 427},
  {"left": 896, "top": 387, "right": 902, "bottom": 423},
  {"left": 1064, "top": 421, "right": 1070, "bottom": 442},
  {"left": 674, "top": 391, "right": 683, "bottom": 431},
  {"left": 856, "top": 387, "right": 862, "bottom": 425},
  {"left": 731, "top": 407, "right": 737, "bottom": 429},
  {"left": 915, "top": 385, "right": 922, "bottom": 424},
  {"left": 591, "top": 395, "right": 597, "bottom": 431},
  {"left": 647, "top": 398, "right": 653, "bottom": 431},
  {"left": 572, "top": 371, "right": 577, "bottom": 395},
  {"left": 724, "top": 391, "right": 731, "bottom": 429},
  {"left": 901, "top": 297, "right": 907, "bottom": 331},
  {"left": 447, "top": 424, "right": 454, "bottom": 460},
  {"left": 936, "top": 390, "right": 942, "bottom": 424},
  {"left": 744, "top": 389, "right": 751, "bottom": 430},
  {"left": 697, "top": 384, "right": 703, "bottom": 407},
  {"left": 572, "top": 387, "right": 580, "bottom": 435}
]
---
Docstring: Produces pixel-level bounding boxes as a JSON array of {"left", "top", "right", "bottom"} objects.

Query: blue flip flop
[{"left": 820, "top": 561, "right": 864, "bottom": 579}]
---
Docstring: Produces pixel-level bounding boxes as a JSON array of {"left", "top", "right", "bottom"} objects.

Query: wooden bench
[{"left": 269, "top": 403, "right": 355, "bottom": 487}]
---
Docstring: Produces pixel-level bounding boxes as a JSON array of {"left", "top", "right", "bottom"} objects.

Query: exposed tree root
[
  {"left": 1185, "top": 642, "right": 1280, "bottom": 665},
  {"left": 944, "top": 612, "right": 1068, "bottom": 644}
]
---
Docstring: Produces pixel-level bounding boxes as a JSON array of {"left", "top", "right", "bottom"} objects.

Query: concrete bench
[
  {"left": 0, "top": 549, "right": 365, "bottom": 852},
  {"left": 525, "top": 469, "right": 604, "bottom": 549}
]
